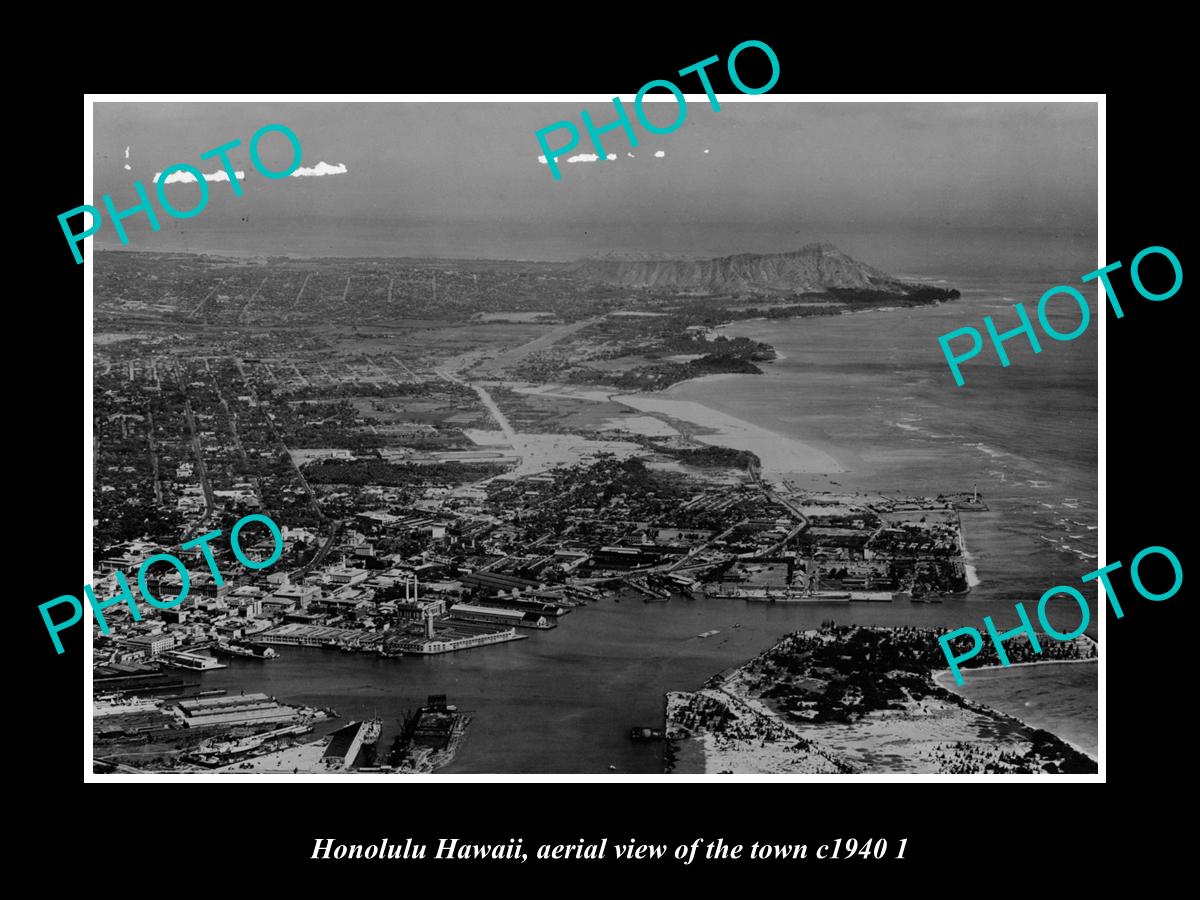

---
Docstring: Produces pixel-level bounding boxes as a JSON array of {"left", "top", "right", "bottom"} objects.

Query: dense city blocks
[{"left": 90, "top": 247, "right": 976, "bottom": 772}]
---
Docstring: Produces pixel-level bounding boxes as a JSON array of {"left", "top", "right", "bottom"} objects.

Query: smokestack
[{"left": 424, "top": 609, "right": 434, "bottom": 639}]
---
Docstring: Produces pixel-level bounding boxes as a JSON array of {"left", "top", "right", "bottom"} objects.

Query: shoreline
[
  {"left": 611, "top": 391, "right": 846, "bottom": 476},
  {"left": 933, "top": 659, "right": 1098, "bottom": 762},
  {"left": 957, "top": 527, "right": 982, "bottom": 589},
  {"left": 673, "top": 654, "right": 1099, "bottom": 774},
  {"left": 604, "top": 317, "right": 846, "bottom": 477},
  {"left": 941, "top": 657, "right": 1099, "bottom": 678}
]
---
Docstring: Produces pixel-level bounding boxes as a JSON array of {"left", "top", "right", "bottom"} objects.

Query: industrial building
[
  {"left": 176, "top": 693, "right": 300, "bottom": 728},
  {"left": 449, "top": 603, "right": 553, "bottom": 630},
  {"left": 124, "top": 633, "right": 176, "bottom": 656}
]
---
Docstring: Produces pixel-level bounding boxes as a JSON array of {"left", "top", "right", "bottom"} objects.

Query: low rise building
[
  {"left": 124, "top": 633, "right": 176, "bottom": 656},
  {"left": 449, "top": 603, "right": 552, "bottom": 630}
]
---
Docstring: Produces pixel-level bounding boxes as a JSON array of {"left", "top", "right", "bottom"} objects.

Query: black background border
[{"left": 20, "top": 25, "right": 1188, "bottom": 882}]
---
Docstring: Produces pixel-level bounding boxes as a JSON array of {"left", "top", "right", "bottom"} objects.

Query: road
[
  {"left": 297, "top": 518, "right": 340, "bottom": 576},
  {"left": 664, "top": 518, "right": 749, "bottom": 573},
  {"left": 181, "top": 398, "right": 216, "bottom": 529},
  {"left": 212, "top": 378, "right": 267, "bottom": 512},
  {"left": 435, "top": 367, "right": 527, "bottom": 486},
  {"left": 188, "top": 280, "right": 223, "bottom": 321},
  {"left": 468, "top": 381, "right": 518, "bottom": 444},
  {"left": 749, "top": 462, "right": 809, "bottom": 528},
  {"left": 287, "top": 272, "right": 313, "bottom": 314},
  {"left": 263, "top": 407, "right": 340, "bottom": 576},
  {"left": 146, "top": 409, "right": 163, "bottom": 507},
  {"left": 471, "top": 314, "right": 607, "bottom": 376},
  {"left": 238, "top": 276, "right": 269, "bottom": 324}
]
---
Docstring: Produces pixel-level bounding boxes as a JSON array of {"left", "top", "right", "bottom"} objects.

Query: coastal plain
[{"left": 90, "top": 243, "right": 1098, "bottom": 774}]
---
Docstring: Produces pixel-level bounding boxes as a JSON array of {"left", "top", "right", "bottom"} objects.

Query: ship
[
  {"left": 630, "top": 726, "right": 665, "bottom": 741},
  {"left": 662, "top": 573, "right": 702, "bottom": 600},
  {"left": 361, "top": 715, "right": 383, "bottom": 746},
  {"left": 214, "top": 641, "right": 278, "bottom": 660},
  {"left": 159, "top": 650, "right": 227, "bottom": 671},
  {"left": 92, "top": 696, "right": 160, "bottom": 716},
  {"left": 624, "top": 576, "right": 671, "bottom": 602},
  {"left": 387, "top": 695, "right": 472, "bottom": 773}
]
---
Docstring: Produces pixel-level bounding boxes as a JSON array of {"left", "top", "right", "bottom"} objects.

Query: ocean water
[{"left": 940, "top": 662, "right": 1099, "bottom": 759}]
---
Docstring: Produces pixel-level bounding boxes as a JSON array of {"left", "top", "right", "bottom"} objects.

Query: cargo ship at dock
[
  {"left": 213, "top": 641, "right": 279, "bottom": 660},
  {"left": 660, "top": 573, "right": 703, "bottom": 599},
  {"left": 624, "top": 576, "right": 671, "bottom": 602},
  {"left": 388, "top": 695, "right": 472, "bottom": 773},
  {"left": 630, "top": 726, "right": 665, "bottom": 741}
]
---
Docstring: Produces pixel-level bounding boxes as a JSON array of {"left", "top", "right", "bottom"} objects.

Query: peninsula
[{"left": 665, "top": 625, "right": 1098, "bottom": 774}]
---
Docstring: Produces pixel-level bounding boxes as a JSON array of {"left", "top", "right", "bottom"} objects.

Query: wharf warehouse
[
  {"left": 449, "top": 603, "right": 552, "bottom": 630},
  {"left": 176, "top": 693, "right": 299, "bottom": 728},
  {"left": 460, "top": 571, "right": 543, "bottom": 594},
  {"left": 322, "top": 721, "right": 370, "bottom": 771}
]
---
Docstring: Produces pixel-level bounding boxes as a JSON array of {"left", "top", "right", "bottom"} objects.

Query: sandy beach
[
  {"left": 509, "top": 379, "right": 846, "bottom": 476},
  {"left": 935, "top": 658, "right": 1100, "bottom": 682},
  {"left": 672, "top": 664, "right": 1096, "bottom": 774},
  {"left": 598, "top": 415, "right": 679, "bottom": 437},
  {"left": 958, "top": 528, "right": 982, "bottom": 589},
  {"left": 934, "top": 660, "right": 1099, "bottom": 760},
  {"left": 510, "top": 384, "right": 616, "bottom": 404},
  {"left": 613, "top": 392, "right": 845, "bottom": 475}
]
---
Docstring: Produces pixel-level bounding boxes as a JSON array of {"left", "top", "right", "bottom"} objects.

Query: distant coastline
[{"left": 934, "top": 660, "right": 1099, "bottom": 762}]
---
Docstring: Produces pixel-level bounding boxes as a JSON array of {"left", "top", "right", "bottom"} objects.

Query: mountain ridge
[{"left": 571, "top": 242, "right": 915, "bottom": 294}]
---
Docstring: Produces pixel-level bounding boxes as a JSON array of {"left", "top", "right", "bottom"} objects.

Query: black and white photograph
[{"left": 80, "top": 96, "right": 1103, "bottom": 778}]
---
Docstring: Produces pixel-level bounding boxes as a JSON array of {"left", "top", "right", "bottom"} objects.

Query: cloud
[
  {"left": 151, "top": 161, "right": 348, "bottom": 182},
  {"left": 654, "top": 150, "right": 666, "bottom": 158},
  {"left": 536, "top": 153, "right": 607, "bottom": 166},
  {"left": 290, "top": 161, "right": 348, "bottom": 178},
  {"left": 152, "top": 168, "right": 245, "bottom": 185}
]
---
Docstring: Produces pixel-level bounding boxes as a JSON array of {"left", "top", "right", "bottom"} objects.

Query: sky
[{"left": 92, "top": 100, "right": 1098, "bottom": 270}]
